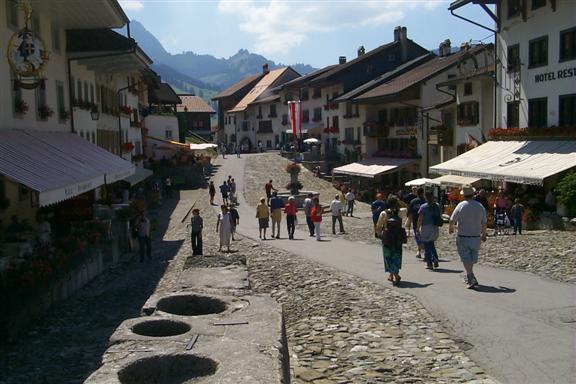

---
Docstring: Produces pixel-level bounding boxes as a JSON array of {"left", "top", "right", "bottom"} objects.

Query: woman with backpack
[
  {"left": 376, "top": 195, "right": 406, "bottom": 286},
  {"left": 417, "top": 191, "right": 442, "bottom": 270}
]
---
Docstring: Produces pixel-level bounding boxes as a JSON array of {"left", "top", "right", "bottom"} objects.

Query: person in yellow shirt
[{"left": 256, "top": 197, "right": 270, "bottom": 240}]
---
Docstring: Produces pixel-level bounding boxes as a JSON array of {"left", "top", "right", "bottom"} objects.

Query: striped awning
[{"left": 0, "top": 130, "right": 134, "bottom": 206}]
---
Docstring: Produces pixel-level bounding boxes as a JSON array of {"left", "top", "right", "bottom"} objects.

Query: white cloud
[
  {"left": 217, "top": 0, "right": 441, "bottom": 56},
  {"left": 119, "top": 0, "right": 144, "bottom": 11}
]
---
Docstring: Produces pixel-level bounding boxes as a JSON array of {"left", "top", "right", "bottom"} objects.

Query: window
[
  {"left": 464, "top": 82, "right": 473, "bottom": 96},
  {"left": 378, "top": 109, "right": 388, "bottom": 124},
  {"left": 531, "top": 0, "right": 545, "bottom": 9},
  {"left": 32, "top": 16, "right": 40, "bottom": 38},
  {"left": 312, "top": 107, "right": 322, "bottom": 122},
  {"left": 269, "top": 104, "right": 277, "bottom": 118},
  {"left": 507, "top": 44, "right": 520, "bottom": 72},
  {"left": 84, "top": 82, "right": 89, "bottom": 104},
  {"left": 92, "top": 132, "right": 96, "bottom": 145},
  {"left": 281, "top": 114, "right": 288, "bottom": 125},
  {"left": 36, "top": 87, "right": 47, "bottom": 120},
  {"left": 6, "top": 0, "right": 18, "bottom": 29},
  {"left": 12, "top": 86, "right": 23, "bottom": 117},
  {"left": 528, "top": 98, "right": 547, "bottom": 127},
  {"left": 508, "top": 0, "right": 522, "bottom": 18},
  {"left": 345, "top": 128, "right": 354, "bottom": 142},
  {"left": 77, "top": 80, "right": 82, "bottom": 102},
  {"left": 457, "top": 102, "right": 479, "bottom": 126},
  {"left": 559, "top": 94, "right": 576, "bottom": 126},
  {"left": 257, "top": 105, "right": 262, "bottom": 118},
  {"left": 356, "top": 127, "right": 361, "bottom": 142},
  {"left": 312, "top": 88, "right": 321, "bottom": 99},
  {"left": 56, "top": 81, "right": 65, "bottom": 122},
  {"left": 51, "top": 22, "right": 60, "bottom": 52},
  {"left": 507, "top": 102, "right": 520, "bottom": 128},
  {"left": 302, "top": 109, "right": 309, "bottom": 123},
  {"left": 345, "top": 102, "right": 353, "bottom": 118},
  {"left": 165, "top": 130, "right": 173, "bottom": 139},
  {"left": 90, "top": 84, "right": 95, "bottom": 104},
  {"left": 560, "top": 28, "right": 576, "bottom": 62},
  {"left": 529, "top": 36, "right": 548, "bottom": 68},
  {"left": 301, "top": 88, "right": 309, "bottom": 101},
  {"left": 332, "top": 115, "right": 339, "bottom": 129},
  {"left": 257, "top": 120, "right": 273, "bottom": 133}
]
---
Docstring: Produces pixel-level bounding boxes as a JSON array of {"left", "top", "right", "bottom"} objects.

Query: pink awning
[{"left": 0, "top": 130, "right": 134, "bottom": 206}]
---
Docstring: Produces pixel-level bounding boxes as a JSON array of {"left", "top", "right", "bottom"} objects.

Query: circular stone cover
[
  {"left": 131, "top": 319, "right": 191, "bottom": 337},
  {"left": 156, "top": 295, "right": 227, "bottom": 316},
  {"left": 118, "top": 355, "right": 217, "bottom": 384}
]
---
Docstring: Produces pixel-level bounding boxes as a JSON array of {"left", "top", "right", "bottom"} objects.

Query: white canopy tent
[
  {"left": 429, "top": 175, "right": 481, "bottom": 187},
  {"left": 333, "top": 157, "right": 417, "bottom": 178},
  {"left": 430, "top": 140, "right": 576, "bottom": 185},
  {"left": 189, "top": 143, "right": 218, "bottom": 150},
  {"left": 405, "top": 178, "right": 433, "bottom": 186}
]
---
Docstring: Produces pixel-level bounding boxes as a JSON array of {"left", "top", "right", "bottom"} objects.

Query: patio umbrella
[{"left": 303, "top": 138, "right": 320, "bottom": 144}]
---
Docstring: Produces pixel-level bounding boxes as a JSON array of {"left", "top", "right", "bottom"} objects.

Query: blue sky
[{"left": 119, "top": 0, "right": 495, "bottom": 68}]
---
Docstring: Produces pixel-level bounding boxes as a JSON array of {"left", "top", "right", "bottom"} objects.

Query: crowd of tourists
[{"left": 197, "top": 173, "right": 489, "bottom": 290}]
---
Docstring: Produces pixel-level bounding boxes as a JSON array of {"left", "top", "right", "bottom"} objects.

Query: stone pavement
[
  {"left": 243, "top": 153, "right": 576, "bottom": 284},
  {"left": 216, "top": 153, "right": 576, "bottom": 384}
]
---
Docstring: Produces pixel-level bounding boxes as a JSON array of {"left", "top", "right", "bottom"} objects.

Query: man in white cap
[{"left": 449, "top": 185, "right": 487, "bottom": 289}]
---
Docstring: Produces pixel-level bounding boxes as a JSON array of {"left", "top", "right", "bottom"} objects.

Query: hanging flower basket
[
  {"left": 120, "top": 106, "right": 133, "bottom": 115},
  {"left": 286, "top": 162, "right": 301, "bottom": 175},
  {"left": 122, "top": 142, "right": 134, "bottom": 153},
  {"left": 15, "top": 99, "right": 29, "bottom": 114},
  {"left": 59, "top": 110, "right": 71, "bottom": 121},
  {"left": 38, "top": 105, "right": 54, "bottom": 119}
]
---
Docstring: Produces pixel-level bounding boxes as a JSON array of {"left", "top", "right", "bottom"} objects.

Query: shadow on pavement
[
  {"left": 397, "top": 281, "right": 434, "bottom": 289},
  {"left": 473, "top": 285, "right": 516, "bottom": 293},
  {"left": 433, "top": 268, "right": 464, "bottom": 274}
]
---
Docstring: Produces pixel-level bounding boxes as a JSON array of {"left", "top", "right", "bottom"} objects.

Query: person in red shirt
[
  {"left": 265, "top": 180, "right": 277, "bottom": 204},
  {"left": 310, "top": 197, "right": 323, "bottom": 241},
  {"left": 284, "top": 196, "right": 298, "bottom": 239}
]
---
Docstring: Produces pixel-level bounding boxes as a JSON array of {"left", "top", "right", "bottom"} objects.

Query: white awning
[
  {"left": 333, "top": 157, "right": 417, "bottom": 178},
  {"left": 430, "top": 140, "right": 576, "bottom": 185},
  {"left": 429, "top": 175, "right": 481, "bottom": 187},
  {"left": 123, "top": 167, "right": 153, "bottom": 186},
  {"left": 189, "top": 143, "right": 218, "bottom": 150},
  {"left": 0, "top": 130, "right": 134, "bottom": 206},
  {"left": 405, "top": 178, "right": 433, "bottom": 186}
]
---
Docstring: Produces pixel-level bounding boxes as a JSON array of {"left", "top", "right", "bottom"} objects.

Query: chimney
[
  {"left": 460, "top": 42, "right": 470, "bottom": 51},
  {"left": 443, "top": 39, "right": 451, "bottom": 56},
  {"left": 339, "top": 56, "right": 347, "bottom": 65},
  {"left": 262, "top": 63, "right": 269, "bottom": 74},
  {"left": 394, "top": 26, "right": 408, "bottom": 61},
  {"left": 357, "top": 46, "right": 365, "bottom": 57}
]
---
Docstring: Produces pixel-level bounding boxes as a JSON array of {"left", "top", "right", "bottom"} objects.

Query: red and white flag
[{"left": 288, "top": 101, "right": 302, "bottom": 139}]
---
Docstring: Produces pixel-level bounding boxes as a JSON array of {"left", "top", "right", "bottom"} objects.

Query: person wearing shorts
[
  {"left": 449, "top": 186, "right": 487, "bottom": 289},
  {"left": 256, "top": 197, "right": 270, "bottom": 240}
]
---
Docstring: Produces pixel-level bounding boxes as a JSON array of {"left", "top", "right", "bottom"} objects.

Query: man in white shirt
[
  {"left": 449, "top": 186, "right": 487, "bottom": 289},
  {"left": 345, "top": 190, "right": 356, "bottom": 217},
  {"left": 330, "top": 195, "right": 345, "bottom": 235},
  {"left": 303, "top": 193, "right": 315, "bottom": 237}
]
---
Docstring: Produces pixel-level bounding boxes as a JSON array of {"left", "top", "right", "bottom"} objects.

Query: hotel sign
[{"left": 534, "top": 67, "right": 575, "bottom": 83}]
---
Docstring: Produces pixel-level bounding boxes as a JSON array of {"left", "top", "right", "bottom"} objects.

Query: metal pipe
[{"left": 450, "top": 9, "right": 497, "bottom": 33}]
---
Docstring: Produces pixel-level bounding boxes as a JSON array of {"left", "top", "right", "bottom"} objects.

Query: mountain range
[{"left": 130, "top": 20, "right": 317, "bottom": 98}]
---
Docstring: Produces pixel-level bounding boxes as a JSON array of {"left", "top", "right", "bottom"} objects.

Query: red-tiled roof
[
  {"left": 355, "top": 46, "right": 487, "bottom": 101},
  {"left": 177, "top": 95, "right": 215, "bottom": 113}
]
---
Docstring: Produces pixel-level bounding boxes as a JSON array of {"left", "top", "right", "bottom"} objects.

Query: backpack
[
  {"left": 382, "top": 209, "right": 407, "bottom": 248},
  {"left": 432, "top": 203, "right": 444, "bottom": 227}
]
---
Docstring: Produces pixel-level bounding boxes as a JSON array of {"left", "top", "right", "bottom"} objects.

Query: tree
[{"left": 556, "top": 172, "right": 576, "bottom": 217}]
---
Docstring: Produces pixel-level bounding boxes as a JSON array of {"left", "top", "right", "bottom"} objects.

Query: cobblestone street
[
  {"left": 1, "top": 152, "right": 574, "bottom": 383},
  {"left": 244, "top": 153, "right": 576, "bottom": 284}
]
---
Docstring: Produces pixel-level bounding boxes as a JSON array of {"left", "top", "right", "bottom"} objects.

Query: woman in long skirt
[
  {"left": 376, "top": 196, "right": 403, "bottom": 285},
  {"left": 216, "top": 205, "right": 232, "bottom": 252}
]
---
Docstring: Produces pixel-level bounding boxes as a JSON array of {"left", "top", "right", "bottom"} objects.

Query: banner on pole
[{"left": 288, "top": 101, "right": 302, "bottom": 139}]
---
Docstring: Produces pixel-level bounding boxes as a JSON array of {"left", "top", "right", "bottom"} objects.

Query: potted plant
[
  {"left": 59, "top": 110, "right": 70, "bottom": 121},
  {"left": 122, "top": 142, "right": 135, "bottom": 153},
  {"left": 38, "top": 105, "right": 54, "bottom": 119},
  {"left": 120, "top": 105, "right": 133, "bottom": 115},
  {"left": 15, "top": 99, "right": 29, "bottom": 115}
]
